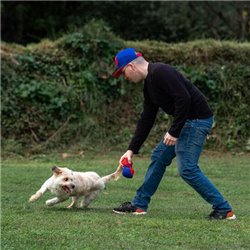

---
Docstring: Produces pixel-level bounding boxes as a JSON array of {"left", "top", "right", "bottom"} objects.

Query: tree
[{"left": 1, "top": 1, "right": 250, "bottom": 44}]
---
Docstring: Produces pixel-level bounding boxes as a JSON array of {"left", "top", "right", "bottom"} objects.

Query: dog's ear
[{"left": 52, "top": 166, "right": 62, "bottom": 175}]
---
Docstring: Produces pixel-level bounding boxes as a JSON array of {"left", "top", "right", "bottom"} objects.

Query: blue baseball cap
[{"left": 112, "top": 48, "right": 142, "bottom": 77}]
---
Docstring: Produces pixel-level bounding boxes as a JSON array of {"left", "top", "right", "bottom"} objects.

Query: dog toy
[{"left": 121, "top": 158, "right": 134, "bottom": 178}]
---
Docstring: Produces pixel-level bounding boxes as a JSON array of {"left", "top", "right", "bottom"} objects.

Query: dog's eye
[{"left": 64, "top": 178, "right": 69, "bottom": 181}]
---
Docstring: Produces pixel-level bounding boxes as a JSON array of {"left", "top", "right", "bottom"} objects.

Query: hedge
[{"left": 1, "top": 20, "right": 250, "bottom": 154}]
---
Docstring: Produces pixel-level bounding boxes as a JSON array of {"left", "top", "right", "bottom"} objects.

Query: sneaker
[
  {"left": 113, "top": 202, "right": 147, "bottom": 215},
  {"left": 209, "top": 210, "right": 236, "bottom": 220}
]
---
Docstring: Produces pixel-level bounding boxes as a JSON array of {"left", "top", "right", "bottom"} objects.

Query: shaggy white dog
[{"left": 29, "top": 165, "right": 122, "bottom": 208}]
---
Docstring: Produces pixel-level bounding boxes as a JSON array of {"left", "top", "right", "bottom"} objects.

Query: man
[{"left": 112, "top": 48, "right": 236, "bottom": 220}]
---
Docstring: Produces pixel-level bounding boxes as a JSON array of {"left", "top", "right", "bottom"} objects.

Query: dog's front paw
[
  {"left": 45, "top": 200, "right": 54, "bottom": 206},
  {"left": 29, "top": 193, "right": 40, "bottom": 202}
]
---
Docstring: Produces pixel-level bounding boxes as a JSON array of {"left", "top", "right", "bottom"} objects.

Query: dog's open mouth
[{"left": 62, "top": 185, "right": 72, "bottom": 193}]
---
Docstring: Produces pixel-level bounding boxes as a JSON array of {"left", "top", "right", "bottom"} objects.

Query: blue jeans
[{"left": 132, "top": 116, "right": 232, "bottom": 213}]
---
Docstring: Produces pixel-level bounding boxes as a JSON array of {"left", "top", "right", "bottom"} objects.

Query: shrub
[{"left": 1, "top": 21, "right": 250, "bottom": 153}]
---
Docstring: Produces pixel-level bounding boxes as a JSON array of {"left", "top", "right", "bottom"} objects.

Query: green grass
[{"left": 1, "top": 152, "right": 250, "bottom": 250}]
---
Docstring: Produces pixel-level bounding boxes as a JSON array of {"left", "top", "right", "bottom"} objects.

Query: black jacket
[{"left": 128, "top": 63, "right": 213, "bottom": 154}]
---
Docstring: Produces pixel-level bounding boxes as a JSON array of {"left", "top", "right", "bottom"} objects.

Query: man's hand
[
  {"left": 163, "top": 132, "right": 177, "bottom": 146},
  {"left": 119, "top": 150, "right": 134, "bottom": 165}
]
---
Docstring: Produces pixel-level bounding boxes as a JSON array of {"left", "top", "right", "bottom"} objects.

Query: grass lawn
[{"left": 1, "top": 151, "right": 250, "bottom": 250}]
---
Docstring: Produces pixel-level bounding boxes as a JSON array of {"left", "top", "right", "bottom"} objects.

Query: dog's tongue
[{"left": 62, "top": 186, "right": 71, "bottom": 193}]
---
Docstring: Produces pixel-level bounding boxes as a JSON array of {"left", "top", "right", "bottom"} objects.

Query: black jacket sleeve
[{"left": 128, "top": 87, "right": 158, "bottom": 154}]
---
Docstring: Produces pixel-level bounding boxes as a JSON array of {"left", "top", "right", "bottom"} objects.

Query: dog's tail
[{"left": 101, "top": 164, "right": 123, "bottom": 184}]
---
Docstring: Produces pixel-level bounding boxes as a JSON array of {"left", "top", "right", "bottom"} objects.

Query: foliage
[
  {"left": 1, "top": 20, "right": 126, "bottom": 152},
  {"left": 1, "top": 20, "right": 250, "bottom": 153},
  {"left": 1, "top": 2, "right": 250, "bottom": 45}
]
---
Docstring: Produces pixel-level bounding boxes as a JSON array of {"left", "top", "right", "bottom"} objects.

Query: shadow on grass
[{"left": 46, "top": 206, "right": 113, "bottom": 214}]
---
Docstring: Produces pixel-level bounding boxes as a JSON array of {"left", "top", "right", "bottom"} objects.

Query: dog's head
[{"left": 51, "top": 166, "right": 76, "bottom": 194}]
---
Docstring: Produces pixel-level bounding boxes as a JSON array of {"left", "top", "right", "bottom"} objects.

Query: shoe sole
[
  {"left": 227, "top": 214, "right": 236, "bottom": 220},
  {"left": 133, "top": 211, "right": 147, "bottom": 215},
  {"left": 113, "top": 210, "right": 147, "bottom": 215},
  {"left": 209, "top": 214, "right": 237, "bottom": 220}
]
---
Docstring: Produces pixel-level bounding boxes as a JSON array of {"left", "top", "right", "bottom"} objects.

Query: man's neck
[{"left": 142, "top": 62, "right": 149, "bottom": 80}]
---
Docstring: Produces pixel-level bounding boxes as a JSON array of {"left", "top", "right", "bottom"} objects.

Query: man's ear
[
  {"left": 130, "top": 63, "right": 136, "bottom": 71},
  {"left": 52, "top": 166, "right": 62, "bottom": 175}
]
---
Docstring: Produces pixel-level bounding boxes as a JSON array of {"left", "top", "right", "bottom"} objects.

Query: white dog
[{"left": 29, "top": 165, "right": 122, "bottom": 208}]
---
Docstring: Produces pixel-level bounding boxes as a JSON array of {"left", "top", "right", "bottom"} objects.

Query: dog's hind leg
[
  {"left": 80, "top": 191, "right": 100, "bottom": 208},
  {"left": 46, "top": 197, "right": 68, "bottom": 207},
  {"left": 67, "top": 196, "right": 78, "bottom": 209}
]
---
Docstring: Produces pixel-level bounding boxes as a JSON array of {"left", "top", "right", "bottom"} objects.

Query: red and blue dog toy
[{"left": 121, "top": 158, "right": 134, "bottom": 178}]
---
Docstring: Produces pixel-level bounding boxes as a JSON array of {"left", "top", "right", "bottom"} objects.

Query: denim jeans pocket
[
  {"left": 175, "top": 125, "right": 191, "bottom": 153},
  {"left": 194, "top": 126, "right": 211, "bottom": 147}
]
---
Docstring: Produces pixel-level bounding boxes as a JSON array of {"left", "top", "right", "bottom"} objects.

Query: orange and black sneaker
[
  {"left": 113, "top": 202, "right": 147, "bottom": 215},
  {"left": 209, "top": 210, "right": 236, "bottom": 220}
]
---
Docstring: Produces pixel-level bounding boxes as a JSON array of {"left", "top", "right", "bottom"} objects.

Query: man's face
[{"left": 122, "top": 63, "right": 142, "bottom": 83}]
